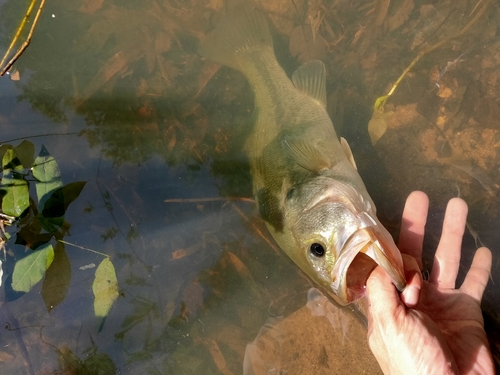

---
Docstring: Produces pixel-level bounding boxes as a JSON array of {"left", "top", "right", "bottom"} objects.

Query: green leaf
[
  {"left": 41, "top": 181, "right": 87, "bottom": 218},
  {"left": 42, "top": 242, "right": 71, "bottom": 312},
  {"left": 56, "top": 346, "right": 84, "bottom": 374},
  {"left": 14, "top": 140, "right": 35, "bottom": 169},
  {"left": 1, "top": 148, "right": 29, "bottom": 217},
  {"left": 82, "top": 352, "right": 117, "bottom": 374},
  {"left": 15, "top": 223, "right": 53, "bottom": 249},
  {"left": 38, "top": 215, "right": 66, "bottom": 233},
  {"left": 0, "top": 144, "right": 11, "bottom": 163},
  {"left": 93, "top": 258, "right": 119, "bottom": 317},
  {"left": 12, "top": 244, "right": 55, "bottom": 292},
  {"left": 1, "top": 170, "right": 29, "bottom": 217},
  {"left": 32, "top": 145, "right": 63, "bottom": 209},
  {"left": 2, "top": 148, "right": 23, "bottom": 171}
]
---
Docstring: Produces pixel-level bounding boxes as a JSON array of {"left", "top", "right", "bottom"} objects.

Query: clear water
[{"left": 0, "top": 0, "right": 499, "bottom": 373}]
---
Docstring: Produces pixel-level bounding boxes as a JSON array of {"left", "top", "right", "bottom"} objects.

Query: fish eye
[{"left": 310, "top": 243, "right": 325, "bottom": 257}]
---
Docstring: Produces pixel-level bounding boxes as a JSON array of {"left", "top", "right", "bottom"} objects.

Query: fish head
[{"left": 288, "top": 180, "right": 406, "bottom": 305}]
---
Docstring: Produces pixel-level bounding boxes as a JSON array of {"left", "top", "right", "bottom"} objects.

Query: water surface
[{"left": 0, "top": 0, "right": 499, "bottom": 373}]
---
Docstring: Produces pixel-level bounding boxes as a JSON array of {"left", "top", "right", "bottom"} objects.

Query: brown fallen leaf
[
  {"left": 289, "top": 25, "right": 327, "bottom": 64},
  {"left": 79, "top": 0, "right": 104, "bottom": 15},
  {"left": 205, "top": 339, "right": 235, "bottom": 375},
  {"left": 170, "top": 245, "right": 198, "bottom": 261},
  {"left": 164, "top": 125, "right": 177, "bottom": 155},
  {"left": 0, "top": 351, "right": 14, "bottom": 363},
  {"left": 194, "top": 62, "right": 221, "bottom": 99},
  {"left": 143, "top": 27, "right": 156, "bottom": 73},
  {"left": 368, "top": 108, "right": 393, "bottom": 146},
  {"left": 226, "top": 252, "right": 252, "bottom": 279},
  {"left": 155, "top": 32, "right": 172, "bottom": 54},
  {"left": 386, "top": 0, "right": 414, "bottom": 32},
  {"left": 80, "top": 49, "right": 144, "bottom": 101},
  {"left": 225, "top": 252, "right": 262, "bottom": 299},
  {"left": 372, "top": 0, "right": 391, "bottom": 28},
  {"left": 209, "top": 324, "right": 246, "bottom": 360},
  {"left": 206, "top": 0, "right": 223, "bottom": 11},
  {"left": 180, "top": 281, "right": 204, "bottom": 319}
]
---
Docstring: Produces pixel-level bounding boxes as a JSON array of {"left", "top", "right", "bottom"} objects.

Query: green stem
[{"left": 58, "top": 240, "right": 109, "bottom": 258}]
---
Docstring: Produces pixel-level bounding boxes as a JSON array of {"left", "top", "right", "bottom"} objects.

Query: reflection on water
[{"left": 0, "top": 0, "right": 499, "bottom": 373}]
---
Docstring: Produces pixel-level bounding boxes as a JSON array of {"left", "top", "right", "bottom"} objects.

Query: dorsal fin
[
  {"left": 292, "top": 60, "right": 327, "bottom": 108},
  {"left": 283, "top": 137, "right": 331, "bottom": 173},
  {"left": 340, "top": 137, "right": 357, "bottom": 170}
]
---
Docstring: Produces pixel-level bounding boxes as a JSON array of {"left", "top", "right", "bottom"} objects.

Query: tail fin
[{"left": 198, "top": 3, "right": 273, "bottom": 71}]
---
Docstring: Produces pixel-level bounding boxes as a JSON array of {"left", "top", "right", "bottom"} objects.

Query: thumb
[
  {"left": 400, "top": 254, "right": 422, "bottom": 308},
  {"left": 366, "top": 265, "right": 401, "bottom": 317}
]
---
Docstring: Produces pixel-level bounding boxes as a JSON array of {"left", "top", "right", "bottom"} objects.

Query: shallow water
[{"left": 0, "top": 0, "right": 499, "bottom": 373}]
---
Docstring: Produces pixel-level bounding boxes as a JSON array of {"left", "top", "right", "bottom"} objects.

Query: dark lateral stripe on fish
[{"left": 257, "top": 188, "right": 284, "bottom": 232}]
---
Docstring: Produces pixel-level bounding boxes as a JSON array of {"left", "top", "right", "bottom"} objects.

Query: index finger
[{"left": 398, "top": 191, "right": 429, "bottom": 269}]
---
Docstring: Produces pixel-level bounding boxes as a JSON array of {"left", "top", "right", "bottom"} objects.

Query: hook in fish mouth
[{"left": 330, "top": 225, "right": 406, "bottom": 305}]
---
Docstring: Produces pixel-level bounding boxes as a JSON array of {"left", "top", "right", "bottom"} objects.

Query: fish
[{"left": 199, "top": 3, "right": 406, "bottom": 305}]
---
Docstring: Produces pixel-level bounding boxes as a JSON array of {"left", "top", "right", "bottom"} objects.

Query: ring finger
[{"left": 429, "top": 197, "right": 468, "bottom": 288}]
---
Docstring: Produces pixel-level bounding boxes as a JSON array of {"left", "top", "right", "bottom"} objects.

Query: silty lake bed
[{"left": 0, "top": 0, "right": 499, "bottom": 373}]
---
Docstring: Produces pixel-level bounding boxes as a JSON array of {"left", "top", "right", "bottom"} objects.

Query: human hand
[{"left": 366, "top": 191, "right": 494, "bottom": 375}]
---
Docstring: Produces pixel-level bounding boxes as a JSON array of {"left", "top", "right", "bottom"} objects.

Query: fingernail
[{"left": 402, "top": 285, "right": 420, "bottom": 307}]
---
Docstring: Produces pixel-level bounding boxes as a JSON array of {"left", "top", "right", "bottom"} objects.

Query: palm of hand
[
  {"left": 417, "top": 282, "right": 491, "bottom": 373},
  {"left": 366, "top": 191, "right": 494, "bottom": 375}
]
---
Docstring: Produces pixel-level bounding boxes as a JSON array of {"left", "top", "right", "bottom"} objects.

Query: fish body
[{"left": 199, "top": 4, "right": 405, "bottom": 305}]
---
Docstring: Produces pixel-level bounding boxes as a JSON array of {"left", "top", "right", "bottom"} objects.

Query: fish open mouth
[
  {"left": 345, "top": 251, "right": 378, "bottom": 302},
  {"left": 332, "top": 225, "right": 406, "bottom": 305}
]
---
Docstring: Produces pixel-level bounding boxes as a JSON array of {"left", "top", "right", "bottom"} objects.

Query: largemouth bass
[{"left": 199, "top": 3, "right": 406, "bottom": 305}]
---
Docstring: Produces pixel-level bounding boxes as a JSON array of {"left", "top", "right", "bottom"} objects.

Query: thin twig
[
  {"left": 230, "top": 203, "right": 281, "bottom": 255},
  {"left": 58, "top": 240, "right": 109, "bottom": 258},
  {"left": 0, "top": 0, "right": 37, "bottom": 69},
  {"left": 0, "top": 132, "right": 79, "bottom": 146},
  {"left": 375, "top": 0, "right": 491, "bottom": 110},
  {"left": 1, "top": 0, "right": 46, "bottom": 76}
]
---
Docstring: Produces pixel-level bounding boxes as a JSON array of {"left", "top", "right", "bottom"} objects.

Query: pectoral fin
[
  {"left": 283, "top": 137, "right": 331, "bottom": 173},
  {"left": 340, "top": 137, "right": 357, "bottom": 170}
]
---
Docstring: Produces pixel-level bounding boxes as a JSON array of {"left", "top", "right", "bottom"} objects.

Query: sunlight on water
[{"left": 0, "top": 0, "right": 499, "bottom": 373}]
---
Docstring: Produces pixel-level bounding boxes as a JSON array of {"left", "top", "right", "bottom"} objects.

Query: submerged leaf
[
  {"left": 12, "top": 244, "right": 55, "bottom": 292},
  {"left": 38, "top": 216, "right": 66, "bottom": 233},
  {"left": 386, "top": 0, "right": 414, "bottom": 32},
  {"left": 56, "top": 346, "right": 84, "bottom": 374},
  {"left": 14, "top": 140, "right": 35, "bottom": 169},
  {"left": 32, "top": 145, "right": 63, "bottom": 209},
  {"left": 15, "top": 222, "right": 53, "bottom": 249},
  {"left": 225, "top": 252, "right": 261, "bottom": 299},
  {"left": 1, "top": 170, "right": 29, "bottom": 217},
  {"left": 289, "top": 25, "right": 327, "bottom": 64},
  {"left": 42, "top": 243, "right": 72, "bottom": 312},
  {"left": 41, "top": 181, "right": 87, "bottom": 218},
  {"left": 368, "top": 108, "right": 392, "bottom": 146},
  {"left": 93, "top": 258, "right": 119, "bottom": 317},
  {"left": 79, "top": 0, "right": 105, "bottom": 15},
  {"left": 82, "top": 352, "right": 117, "bottom": 374},
  {"left": 2, "top": 148, "right": 23, "bottom": 170},
  {"left": 450, "top": 160, "right": 499, "bottom": 196},
  {"left": 2, "top": 148, "right": 29, "bottom": 217}
]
